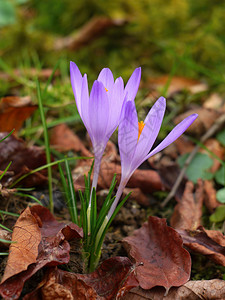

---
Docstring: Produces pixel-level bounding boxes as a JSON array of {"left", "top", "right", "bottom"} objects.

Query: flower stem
[
  {"left": 106, "top": 179, "right": 126, "bottom": 222},
  {"left": 89, "top": 157, "right": 101, "bottom": 207}
]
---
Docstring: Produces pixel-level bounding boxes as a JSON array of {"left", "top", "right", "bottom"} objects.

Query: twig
[{"left": 161, "top": 113, "right": 225, "bottom": 207}]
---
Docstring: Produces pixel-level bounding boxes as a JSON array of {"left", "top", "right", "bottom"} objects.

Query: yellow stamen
[
  {"left": 138, "top": 121, "right": 145, "bottom": 141},
  {"left": 105, "top": 87, "right": 108, "bottom": 92}
]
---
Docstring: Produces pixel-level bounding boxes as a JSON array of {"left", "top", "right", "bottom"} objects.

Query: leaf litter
[{"left": 1, "top": 69, "right": 225, "bottom": 299}]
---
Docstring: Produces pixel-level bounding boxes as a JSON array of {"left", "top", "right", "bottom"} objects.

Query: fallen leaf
[
  {"left": 174, "top": 108, "right": 221, "bottom": 136},
  {"left": 122, "top": 216, "right": 191, "bottom": 291},
  {"left": 147, "top": 75, "right": 208, "bottom": 97},
  {"left": 73, "top": 160, "right": 162, "bottom": 194},
  {"left": 54, "top": 17, "right": 127, "bottom": 51},
  {"left": 123, "top": 279, "right": 225, "bottom": 300},
  {"left": 50, "top": 124, "right": 91, "bottom": 157},
  {"left": 201, "top": 138, "right": 225, "bottom": 173},
  {"left": 170, "top": 180, "right": 204, "bottom": 230},
  {"left": 174, "top": 136, "right": 195, "bottom": 155},
  {"left": 123, "top": 187, "right": 150, "bottom": 207},
  {"left": 0, "top": 205, "right": 83, "bottom": 300},
  {"left": 1, "top": 207, "right": 41, "bottom": 283},
  {"left": 0, "top": 96, "right": 37, "bottom": 132},
  {"left": 158, "top": 164, "right": 187, "bottom": 201},
  {"left": 0, "top": 133, "right": 48, "bottom": 187},
  {"left": 203, "top": 93, "right": 225, "bottom": 111},
  {"left": 178, "top": 226, "right": 225, "bottom": 266},
  {"left": 0, "top": 68, "right": 60, "bottom": 82},
  {"left": 204, "top": 180, "right": 221, "bottom": 213},
  {"left": 24, "top": 257, "right": 138, "bottom": 300}
]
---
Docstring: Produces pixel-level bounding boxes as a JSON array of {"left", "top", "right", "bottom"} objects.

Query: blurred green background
[{"left": 1, "top": 0, "right": 225, "bottom": 88}]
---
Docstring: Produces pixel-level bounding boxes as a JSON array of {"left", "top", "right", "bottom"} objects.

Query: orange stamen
[
  {"left": 105, "top": 87, "right": 108, "bottom": 92},
  {"left": 138, "top": 121, "right": 145, "bottom": 141}
]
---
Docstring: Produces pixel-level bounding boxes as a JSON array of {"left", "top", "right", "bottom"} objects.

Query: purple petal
[
  {"left": 147, "top": 113, "right": 198, "bottom": 159},
  {"left": 89, "top": 80, "right": 109, "bottom": 147},
  {"left": 135, "top": 97, "right": 166, "bottom": 161},
  {"left": 124, "top": 67, "right": 141, "bottom": 102},
  {"left": 70, "top": 61, "right": 83, "bottom": 115},
  {"left": 107, "top": 76, "right": 125, "bottom": 135},
  {"left": 97, "top": 68, "right": 114, "bottom": 91},
  {"left": 80, "top": 74, "right": 91, "bottom": 132},
  {"left": 118, "top": 100, "right": 138, "bottom": 178}
]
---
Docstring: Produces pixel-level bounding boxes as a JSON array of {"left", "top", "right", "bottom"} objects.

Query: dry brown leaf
[
  {"left": 174, "top": 136, "right": 195, "bottom": 155},
  {"left": 0, "top": 205, "right": 83, "bottom": 300},
  {"left": 203, "top": 93, "right": 225, "bottom": 111},
  {"left": 0, "top": 69, "right": 60, "bottom": 82},
  {"left": 50, "top": 124, "right": 91, "bottom": 157},
  {"left": 54, "top": 17, "right": 127, "bottom": 51},
  {"left": 122, "top": 279, "right": 225, "bottom": 300},
  {"left": 0, "top": 96, "right": 37, "bottom": 132},
  {"left": 174, "top": 108, "right": 220, "bottom": 136},
  {"left": 123, "top": 187, "right": 150, "bottom": 207},
  {"left": 178, "top": 226, "right": 225, "bottom": 266},
  {"left": 73, "top": 159, "right": 162, "bottom": 194},
  {"left": 1, "top": 207, "right": 41, "bottom": 283},
  {"left": 204, "top": 180, "right": 221, "bottom": 213},
  {"left": 0, "top": 133, "right": 48, "bottom": 187},
  {"left": 158, "top": 164, "right": 187, "bottom": 201},
  {"left": 170, "top": 180, "right": 204, "bottom": 230},
  {"left": 123, "top": 216, "right": 191, "bottom": 291},
  {"left": 147, "top": 75, "right": 208, "bottom": 97},
  {"left": 201, "top": 138, "right": 225, "bottom": 173},
  {"left": 24, "top": 257, "right": 137, "bottom": 300}
]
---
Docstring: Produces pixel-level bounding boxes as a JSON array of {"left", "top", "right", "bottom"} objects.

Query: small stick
[{"left": 161, "top": 113, "right": 225, "bottom": 207}]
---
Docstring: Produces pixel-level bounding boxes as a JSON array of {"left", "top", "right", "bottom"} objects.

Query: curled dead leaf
[
  {"left": 178, "top": 226, "right": 225, "bottom": 266},
  {"left": 0, "top": 133, "right": 48, "bottom": 187},
  {"left": 170, "top": 180, "right": 204, "bottom": 230},
  {"left": 0, "top": 205, "right": 83, "bottom": 300},
  {"left": 0, "top": 96, "right": 37, "bottom": 132},
  {"left": 1, "top": 207, "right": 41, "bottom": 283},
  {"left": 174, "top": 108, "right": 220, "bottom": 136},
  {"left": 204, "top": 180, "right": 221, "bottom": 213},
  {"left": 201, "top": 138, "right": 225, "bottom": 173},
  {"left": 123, "top": 216, "right": 191, "bottom": 291},
  {"left": 50, "top": 124, "right": 91, "bottom": 157},
  {"left": 147, "top": 75, "right": 208, "bottom": 97},
  {"left": 123, "top": 279, "right": 225, "bottom": 300},
  {"left": 24, "top": 257, "right": 137, "bottom": 300}
]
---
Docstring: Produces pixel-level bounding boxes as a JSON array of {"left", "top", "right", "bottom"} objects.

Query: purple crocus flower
[
  {"left": 70, "top": 62, "right": 141, "bottom": 204},
  {"left": 107, "top": 97, "right": 198, "bottom": 219}
]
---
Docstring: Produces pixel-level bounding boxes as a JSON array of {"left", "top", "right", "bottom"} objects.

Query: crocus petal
[
  {"left": 135, "top": 97, "right": 166, "bottom": 161},
  {"left": 147, "top": 113, "right": 198, "bottom": 159},
  {"left": 80, "top": 74, "right": 91, "bottom": 132},
  {"left": 89, "top": 80, "right": 109, "bottom": 148},
  {"left": 124, "top": 67, "right": 141, "bottom": 102},
  {"left": 70, "top": 61, "right": 83, "bottom": 115},
  {"left": 107, "top": 76, "right": 125, "bottom": 135},
  {"left": 119, "top": 100, "right": 138, "bottom": 178},
  {"left": 97, "top": 68, "right": 114, "bottom": 91}
]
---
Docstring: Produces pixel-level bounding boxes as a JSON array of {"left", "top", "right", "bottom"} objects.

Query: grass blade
[{"left": 36, "top": 79, "right": 53, "bottom": 213}]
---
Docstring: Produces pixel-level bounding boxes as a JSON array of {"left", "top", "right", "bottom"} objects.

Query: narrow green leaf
[
  {"left": 36, "top": 79, "right": 53, "bottom": 213},
  {"left": 65, "top": 160, "right": 78, "bottom": 224},
  {"left": 0, "top": 161, "right": 12, "bottom": 181}
]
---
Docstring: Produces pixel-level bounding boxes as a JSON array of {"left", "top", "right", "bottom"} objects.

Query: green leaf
[
  {"left": 0, "top": 0, "right": 15, "bottom": 27},
  {"left": 216, "top": 128, "right": 225, "bottom": 147},
  {"left": 215, "top": 166, "right": 225, "bottom": 186},
  {"left": 210, "top": 205, "right": 225, "bottom": 223},
  {"left": 216, "top": 188, "right": 225, "bottom": 204},
  {"left": 177, "top": 152, "right": 214, "bottom": 183}
]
